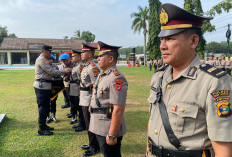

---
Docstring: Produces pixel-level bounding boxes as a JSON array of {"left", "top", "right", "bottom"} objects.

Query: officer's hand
[
  {"left": 106, "top": 135, "right": 117, "bottom": 145},
  {"left": 64, "top": 68, "right": 71, "bottom": 74}
]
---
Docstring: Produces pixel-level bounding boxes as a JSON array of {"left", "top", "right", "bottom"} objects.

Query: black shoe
[
  {"left": 46, "top": 117, "right": 52, "bottom": 123},
  {"left": 83, "top": 148, "right": 99, "bottom": 156},
  {"left": 81, "top": 145, "right": 90, "bottom": 150},
  {"left": 66, "top": 113, "right": 72, "bottom": 118},
  {"left": 52, "top": 117, "right": 58, "bottom": 123},
  {"left": 44, "top": 125, "right": 54, "bottom": 131},
  {"left": 70, "top": 118, "right": 77, "bottom": 124},
  {"left": 61, "top": 104, "right": 70, "bottom": 108},
  {"left": 74, "top": 126, "right": 86, "bottom": 132},
  {"left": 72, "top": 123, "right": 80, "bottom": 129},
  {"left": 37, "top": 129, "right": 53, "bottom": 136}
]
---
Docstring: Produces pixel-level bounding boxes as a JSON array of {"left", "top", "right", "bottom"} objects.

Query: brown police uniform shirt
[
  {"left": 219, "top": 60, "right": 226, "bottom": 69},
  {"left": 69, "top": 61, "right": 83, "bottom": 96},
  {"left": 79, "top": 60, "right": 100, "bottom": 107},
  {"left": 59, "top": 62, "right": 74, "bottom": 88},
  {"left": 215, "top": 60, "right": 220, "bottom": 68},
  {"left": 33, "top": 54, "right": 65, "bottom": 90},
  {"left": 148, "top": 55, "right": 232, "bottom": 156},
  {"left": 89, "top": 65, "right": 128, "bottom": 137},
  {"left": 208, "top": 60, "right": 215, "bottom": 67},
  {"left": 226, "top": 60, "right": 232, "bottom": 70}
]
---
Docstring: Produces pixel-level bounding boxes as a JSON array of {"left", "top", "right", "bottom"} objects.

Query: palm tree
[{"left": 131, "top": 6, "right": 149, "bottom": 65}]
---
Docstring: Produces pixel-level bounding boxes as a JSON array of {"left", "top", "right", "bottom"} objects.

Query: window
[
  {"left": 30, "top": 52, "right": 40, "bottom": 65},
  {"left": 0, "top": 52, "right": 7, "bottom": 64},
  {"left": 11, "top": 53, "right": 27, "bottom": 64}
]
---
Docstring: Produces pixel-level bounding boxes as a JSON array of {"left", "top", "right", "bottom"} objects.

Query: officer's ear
[{"left": 190, "top": 34, "right": 199, "bottom": 49}]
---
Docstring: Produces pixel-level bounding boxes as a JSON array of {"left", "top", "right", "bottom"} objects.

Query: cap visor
[{"left": 158, "top": 29, "right": 186, "bottom": 37}]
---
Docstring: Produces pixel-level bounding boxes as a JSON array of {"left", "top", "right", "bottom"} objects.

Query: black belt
[
  {"left": 70, "top": 80, "right": 80, "bottom": 84},
  {"left": 148, "top": 137, "right": 210, "bottom": 157},
  {"left": 80, "top": 87, "right": 92, "bottom": 91},
  {"left": 36, "top": 79, "right": 52, "bottom": 83},
  {"left": 90, "top": 107, "right": 113, "bottom": 119}
]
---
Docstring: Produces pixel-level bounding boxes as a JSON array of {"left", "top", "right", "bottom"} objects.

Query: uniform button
[
  {"left": 167, "top": 84, "right": 172, "bottom": 89},
  {"left": 154, "top": 129, "right": 158, "bottom": 135},
  {"left": 180, "top": 108, "right": 185, "bottom": 112}
]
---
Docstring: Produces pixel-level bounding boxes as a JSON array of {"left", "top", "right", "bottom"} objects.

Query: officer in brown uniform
[
  {"left": 209, "top": 55, "right": 215, "bottom": 67},
  {"left": 89, "top": 41, "right": 128, "bottom": 157},
  {"left": 215, "top": 57, "right": 220, "bottom": 68},
  {"left": 219, "top": 56, "right": 226, "bottom": 71},
  {"left": 79, "top": 43, "right": 100, "bottom": 156},
  {"left": 147, "top": 3, "right": 232, "bottom": 157},
  {"left": 68, "top": 50, "right": 86, "bottom": 131},
  {"left": 33, "top": 45, "right": 70, "bottom": 136},
  {"left": 225, "top": 57, "right": 231, "bottom": 75}
]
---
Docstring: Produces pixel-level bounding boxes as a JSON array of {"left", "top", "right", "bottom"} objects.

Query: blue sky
[{"left": 0, "top": 0, "right": 231, "bottom": 48}]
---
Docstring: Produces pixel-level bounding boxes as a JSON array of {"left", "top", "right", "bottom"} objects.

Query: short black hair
[
  {"left": 183, "top": 28, "right": 202, "bottom": 38},
  {"left": 106, "top": 51, "right": 119, "bottom": 62}
]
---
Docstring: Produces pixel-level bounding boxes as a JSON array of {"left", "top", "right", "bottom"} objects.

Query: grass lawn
[{"left": 0, "top": 66, "right": 154, "bottom": 157}]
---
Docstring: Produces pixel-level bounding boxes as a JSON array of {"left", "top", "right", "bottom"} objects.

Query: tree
[
  {"left": 71, "top": 30, "right": 95, "bottom": 42},
  {"left": 131, "top": 6, "right": 149, "bottom": 64},
  {"left": 63, "top": 36, "right": 68, "bottom": 39},
  {"left": 0, "top": 25, "right": 17, "bottom": 44},
  {"left": 81, "top": 31, "right": 95, "bottom": 42},
  {"left": 184, "top": 0, "right": 194, "bottom": 13},
  {"left": 147, "top": 0, "right": 161, "bottom": 60},
  {"left": 206, "top": 0, "right": 232, "bottom": 16}
]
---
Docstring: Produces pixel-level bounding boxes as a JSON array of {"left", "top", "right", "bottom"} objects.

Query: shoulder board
[
  {"left": 43, "top": 58, "right": 49, "bottom": 64},
  {"left": 199, "top": 64, "right": 227, "bottom": 78},
  {"left": 155, "top": 65, "right": 168, "bottom": 73},
  {"left": 113, "top": 69, "right": 121, "bottom": 76},
  {"left": 90, "top": 62, "right": 96, "bottom": 67}
]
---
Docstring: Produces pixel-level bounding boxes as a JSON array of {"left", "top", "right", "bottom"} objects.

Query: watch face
[{"left": 109, "top": 135, "right": 114, "bottom": 140}]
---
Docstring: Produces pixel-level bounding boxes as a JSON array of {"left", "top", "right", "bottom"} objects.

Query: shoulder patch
[
  {"left": 115, "top": 78, "right": 123, "bottom": 91},
  {"left": 90, "top": 62, "right": 96, "bottom": 67},
  {"left": 199, "top": 64, "right": 227, "bottom": 78},
  {"left": 92, "top": 69, "right": 99, "bottom": 77},
  {"left": 113, "top": 69, "right": 121, "bottom": 76},
  {"left": 155, "top": 65, "right": 168, "bottom": 73}
]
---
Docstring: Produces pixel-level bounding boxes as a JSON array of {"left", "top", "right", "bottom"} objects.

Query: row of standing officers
[{"left": 33, "top": 41, "right": 128, "bottom": 157}]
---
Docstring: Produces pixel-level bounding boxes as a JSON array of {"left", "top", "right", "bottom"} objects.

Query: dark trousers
[
  {"left": 82, "top": 106, "right": 99, "bottom": 150},
  {"left": 70, "top": 96, "right": 85, "bottom": 127},
  {"left": 227, "top": 68, "right": 231, "bottom": 75},
  {"left": 34, "top": 87, "right": 51, "bottom": 125},
  {"left": 63, "top": 89, "right": 70, "bottom": 105},
  {"left": 96, "top": 135, "right": 123, "bottom": 157}
]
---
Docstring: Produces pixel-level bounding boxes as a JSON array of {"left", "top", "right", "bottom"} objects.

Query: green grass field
[{"left": 0, "top": 67, "right": 154, "bottom": 157}]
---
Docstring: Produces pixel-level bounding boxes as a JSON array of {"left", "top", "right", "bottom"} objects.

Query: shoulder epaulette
[
  {"left": 199, "top": 64, "right": 227, "bottom": 78},
  {"left": 112, "top": 69, "right": 121, "bottom": 76},
  {"left": 155, "top": 65, "right": 168, "bottom": 73},
  {"left": 90, "top": 62, "right": 96, "bottom": 67}
]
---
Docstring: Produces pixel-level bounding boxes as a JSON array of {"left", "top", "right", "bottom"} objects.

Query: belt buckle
[{"left": 148, "top": 140, "right": 152, "bottom": 154}]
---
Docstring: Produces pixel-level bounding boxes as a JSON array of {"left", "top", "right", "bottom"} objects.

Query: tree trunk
[{"left": 144, "top": 31, "right": 147, "bottom": 66}]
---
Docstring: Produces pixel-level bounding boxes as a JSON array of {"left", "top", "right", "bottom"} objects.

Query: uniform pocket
[
  {"left": 98, "top": 85, "right": 109, "bottom": 99},
  {"left": 168, "top": 102, "right": 199, "bottom": 135}
]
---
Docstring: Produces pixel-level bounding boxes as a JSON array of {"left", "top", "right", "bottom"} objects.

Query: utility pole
[{"left": 226, "top": 24, "right": 231, "bottom": 57}]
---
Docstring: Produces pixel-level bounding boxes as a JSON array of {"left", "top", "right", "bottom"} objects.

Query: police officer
[
  {"left": 33, "top": 45, "right": 70, "bottom": 136},
  {"left": 79, "top": 43, "right": 100, "bottom": 156},
  {"left": 59, "top": 53, "right": 77, "bottom": 124},
  {"left": 209, "top": 55, "right": 215, "bottom": 66},
  {"left": 215, "top": 57, "right": 220, "bottom": 68},
  {"left": 68, "top": 50, "right": 86, "bottom": 131},
  {"left": 219, "top": 56, "right": 226, "bottom": 71},
  {"left": 147, "top": 3, "right": 232, "bottom": 157},
  {"left": 226, "top": 57, "right": 231, "bottom": 75},
  {"left": 46, "top": 54, "right": 60, "bottom": 123},
  {"left": 89, "top": 41, "right": 128, "bottom": 157}
]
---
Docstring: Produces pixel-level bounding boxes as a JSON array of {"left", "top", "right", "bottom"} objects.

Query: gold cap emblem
[
  {"left": 160, "top": 8, "right": 168, "bottom": 25},
  {"left": 97, "top": 44, "right": 100, "bottom": 51}
]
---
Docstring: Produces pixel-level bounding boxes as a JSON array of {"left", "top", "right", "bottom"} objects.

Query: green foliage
[
  {"left": 147, "top": 0, "right": 161, "bottom": 60},
  {"left": 206, "top": 0, "right": 232, "bottom": 16},
  {"left": 71, "top": 30, "right": 95, "bottom": 42},
  {"left": 0, "top": 25, "right": 17, "bottom": 44},
  {"left": 119, "top": 46, "right": 144, "bottom": 58},
  {"left": 184, "top": 0, "right": 194, "bottom": 13},
  {"left": 206, "top": 41, "right": 232, "bottom": 53}
]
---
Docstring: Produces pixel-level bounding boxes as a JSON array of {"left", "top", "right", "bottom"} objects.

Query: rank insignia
[
  {"left": 171, "top": 104, "right": 177, "bottom": 111},
  {"left": 113, "top": 69, "right": 120, "bottom": 76},
  {"left": 216, "top": 102, "right": 232, "bottom": 118},
  {"left": 187, "top": 66, "right": 197, "bottom": 77},
  {"left": 79, "top": 67, "right": 83, "bottom": 72},
  {"left": 92, "top": 69, "right": 98, "bottom": 77},
  {"left": 90, "top": 62, "right": 96, "bottom": 67},
  {"left": 115, "top": 79, "right": 123, "bottom": 91}
]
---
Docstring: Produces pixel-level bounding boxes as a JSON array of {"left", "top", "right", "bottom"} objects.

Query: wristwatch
[{"left": 108, "top": 134, "right": 116, "bottom": 141}]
